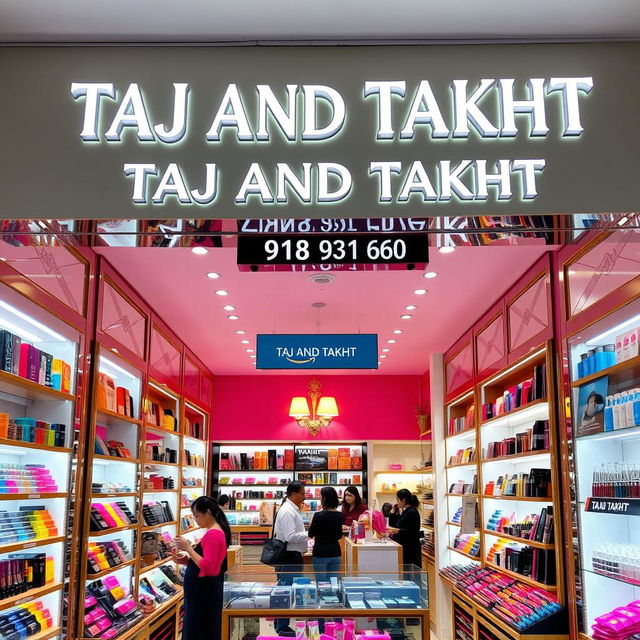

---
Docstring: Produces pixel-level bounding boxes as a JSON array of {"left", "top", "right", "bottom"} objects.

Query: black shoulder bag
[{"left": 260, "top": 506, "right": 288, "bottom": 566}]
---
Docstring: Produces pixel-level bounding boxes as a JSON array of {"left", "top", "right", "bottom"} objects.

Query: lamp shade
[
  {"left": 317, "top": 396, "right": 339, "bottom": 417},
  {"left": 289, "top": 397, "right": 310, "bottom": 418}
]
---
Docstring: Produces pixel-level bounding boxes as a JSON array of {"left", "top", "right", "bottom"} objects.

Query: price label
[{"left": 237, "top": 233, "right": 428, "bottom": 266}]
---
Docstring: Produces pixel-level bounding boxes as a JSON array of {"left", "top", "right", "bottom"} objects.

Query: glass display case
[
  {"left": 566, "top": 297, "right": 640, "bottom": 639},
  {"left": 222, "top": 567, "right": 429, "bottom": 640}
]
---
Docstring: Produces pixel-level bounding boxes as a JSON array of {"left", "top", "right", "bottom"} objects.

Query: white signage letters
[{"left": 70, "top": 76, "right": 594, "bottom": 207}]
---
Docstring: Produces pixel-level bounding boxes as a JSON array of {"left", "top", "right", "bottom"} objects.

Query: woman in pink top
[{"left": 173, "top": 496, "right": 230, "bottom": 640}]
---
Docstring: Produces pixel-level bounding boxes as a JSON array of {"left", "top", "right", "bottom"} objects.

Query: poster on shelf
[
  {"left": 576, "top": 376, "right": 608, "bottom": 437},
  {"left": 295, "top": 448, "right": 329, "bottom": 470}
]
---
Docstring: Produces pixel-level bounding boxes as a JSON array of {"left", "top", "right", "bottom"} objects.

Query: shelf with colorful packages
[
  {"left": 0, "top": 283, "right": 80, "bottom": 634},
  {"left": 445, "top": 389, "right": 481, "bottom": 564},
  {"left": 565, "top": 296, "right": 640, "bottom": 639}
]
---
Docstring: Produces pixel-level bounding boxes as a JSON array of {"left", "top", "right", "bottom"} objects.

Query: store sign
[
  {"left": 256, "top": 334, "right": 378, "bottom": 369},
  {"left": 584, "top": 497, "right": 640, "bottom": 516},
  {"left": 1, "top": 44, "right": 639, "bottom": 219},
  {"left": 237, "top": 233, "right": 428, "bottom": 266}
]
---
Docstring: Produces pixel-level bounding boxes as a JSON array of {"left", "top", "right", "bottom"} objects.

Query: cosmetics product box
[{"left": 98, "top": 373, "right": 116, "bottom": 412}]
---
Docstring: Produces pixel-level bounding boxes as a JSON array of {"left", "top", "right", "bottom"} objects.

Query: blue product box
[{"left": 293, "top": 582, "right": 317, "bottom": 607}]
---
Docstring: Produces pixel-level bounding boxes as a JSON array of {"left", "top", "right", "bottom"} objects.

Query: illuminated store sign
[
  {"left": 257, "top": 334, "right": 378, "bottom": 369},
  {"left": 70, "top": 78, "right": 590, "bottom": 207},
  {"left": 1, "top": 44, "right": 638, "bottom": 219}
]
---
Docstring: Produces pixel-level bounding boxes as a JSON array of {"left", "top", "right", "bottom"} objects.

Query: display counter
[
  {"left": 222, "top": 567, "right": 429, "bottom": 640},
  {"left": 344, "top": 537, "right": 403, "bottom": 572},
  {"left": 227, "top": 544, "right": 243, "bottom": 570}
]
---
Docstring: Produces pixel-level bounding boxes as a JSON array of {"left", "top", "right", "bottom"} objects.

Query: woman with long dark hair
[
  {"left": 387, "top": 488, "right": 421, "bottom": 568},
  {"left": 172, "top": 496, "right": 231, "bottom": 640},
  {"left": 340, "top": 485, "right": 367, "bottom": 530},
  {"left": 309, "top": 487, "right": 343, "bottom": 582}
]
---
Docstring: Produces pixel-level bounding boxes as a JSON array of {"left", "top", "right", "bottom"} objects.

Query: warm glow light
[
  {"left": 424, "top": 271, "right": 438, "bottom": 278},
  {"left": 289, "top": 397, "right": 310, "bottom": 418},
  {"left": 414, "top": 289, "right": 427, "bottom": 295},
  {"left": 223, "top": 305, "right": 235, "bottom": 311},
  {"left": 206, "top": 272, "right": 221, "bottom": 279},
  {"left": 317, "top": 396, "right": 339, "bottom": 417},
  {"left": 215, "top": 290, "right": 229, "bottom": 296},
  {"left": 192, "top": 247, "right": 208, "bottom": 255},
  {"left": 439, "top": 246, "right": 455, "bottom": 254}
]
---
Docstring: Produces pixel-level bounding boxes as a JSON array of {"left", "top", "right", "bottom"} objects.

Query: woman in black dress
[
  {"left": 172, "top": 496, "right": 231, "bottom": 640},
  {"left": 387, "top": 488, "right": 421, "bottom": 568}
]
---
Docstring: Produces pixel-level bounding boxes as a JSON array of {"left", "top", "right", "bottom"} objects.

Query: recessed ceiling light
[
  {"left": 414, "top": 289, "right": 427, "bottom": 295},
  {"left": 223, "top": 305, "right": 236, "bottom": 311},
  {"left": 387, "top": 339, "right": 396, "bottom": 344},
  {"left": 215, "top": 290, "right": 229, "bottom": 296},
  {"left": 405, "top": 305, "right": 417, "bottom": 310},
  {"left": 378, "top": 361, "right": 382, "bottom": 365},
  {"left": 236, "top": 330, "right": 246, "bottom": 335},
  {"left": 246, "top": 348, "right": 254, "bottom": 353},
  {"left": 423, "top": 271, "right": 438, "bottom": 279},
  {"left": 227, "top": 315, "right": 240, "bottom": 320},
  {"left": 400, "top": 314, "right": 413, "bottom": 320},
  {"left": 250, "top": 355, "right": 256, "bottom": 359},
  {"left": 382, "top": 348, "right": 390, "bottom": 353},
  {"left": 380, "top": 354, "right": 387, "bottom": 358},
  {"left": 241, "top": 340, "right": 250, "bottom": 344},
  {"left": 192, "top": 247, "right": 208, "bottom": 255},
  {"left": 393, "top": 329, "right": 402, "bottom": 334},
  {"left": 439, "top": 246, "right": 455, "bottom": 254},
  {"left": 206, "top": 272, "right": 221, "bottom": 279}
]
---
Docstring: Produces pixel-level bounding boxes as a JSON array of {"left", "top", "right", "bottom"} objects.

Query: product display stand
[
  {"left": 441, "top": 342, "right": 568, "bottom": 639},
  {"left": 562, "top": 296, "right": 640, "bottom": 640},
  {"left": 78, "top": 344, "right": 210, "bottom": 639},
  {"left": 0, "top": 286, "right": 82, "bottom": 640}
]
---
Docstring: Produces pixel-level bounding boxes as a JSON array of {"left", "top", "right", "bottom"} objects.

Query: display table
[
  {"left": 223, "top": 567, "right": 429, "bottom": 640},
  {"left": 344, "top": 537, "right": 403, "bottom": 572}
]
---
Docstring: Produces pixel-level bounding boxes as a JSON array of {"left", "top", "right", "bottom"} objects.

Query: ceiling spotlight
[
  {"left": 227, "top": 315, "right": 240, "bottom": 320},
  {"left": 414, "top": 289, "right": 427, "bottom": 295},
  {"left": 246, "top": 348, "right": 254, "bottom": 353},
  {"left": 387, "top": 339, "right": 396, "bottom": 344},
  {"left": 250, "top": 355, "right": 256, "bottom": 359},
  {"left": 236, "top": 330, "right": 246, "bottom": 335},
  {"left": 382, "top": 348, "right": 390, "bottom": 353},
  {"left": 393, "top": 329, "right": 403, "bottom": 334},
  {"left": 223, "top": 305, "right": 236, "bottom": 311},
  {"left": 215, "top": 290, "right": 229, "bottom": 296},
  {"left": 423, "top": 271, "right": 438, "bottom": 279},
  {"left": 206, "top": 272, "right": 221, "bottom": 279},
  {"left": 380, "top": 354, "right": 387, "bottom": 358},
  {"left": 400, "top": 314, "right": 413, "bottom": 320},
  {"left": 438, "top": 246, "right": 455, "bottom": 254},
  {"left": 405, "top": 305, "right": 417, "bottom": 310},
  {"left": 378, "top": 361, "right": 382, "bottom": 365},
  {"left": 241, "top": 339, "right": 250, "bottom": 344},
  {"left": 191, "top": 247, "right": 208, "bottom": 255}
]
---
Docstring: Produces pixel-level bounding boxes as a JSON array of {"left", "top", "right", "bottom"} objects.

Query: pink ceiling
[{"left": 95, "top": 245, "right": 551, "bottom": 375}]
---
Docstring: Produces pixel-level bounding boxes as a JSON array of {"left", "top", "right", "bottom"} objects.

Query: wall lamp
[{"left": 289, "top": 378, "right": 338, "bottom": 436}]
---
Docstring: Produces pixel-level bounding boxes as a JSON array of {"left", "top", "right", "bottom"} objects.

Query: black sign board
[
  {"left": 237, "top": 233, "right": 428, "bottom": 266},
  {"left": 295, "top": 448, "right": 329, "bottom": 470},
  {"left": 584, "top": 497, "right": 640, "bottom": 516}
]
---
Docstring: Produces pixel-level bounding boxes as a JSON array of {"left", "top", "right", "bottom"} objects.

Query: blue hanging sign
[{"left": 257, "top": 334, "right": 378, "bottom": 369}]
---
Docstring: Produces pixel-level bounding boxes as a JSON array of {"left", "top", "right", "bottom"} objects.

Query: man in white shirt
[{"left": 273, "top": 481, "right": 308, "bottom": 636}]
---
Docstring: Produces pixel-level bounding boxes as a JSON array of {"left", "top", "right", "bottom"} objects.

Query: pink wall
[{"left": 212, "top": 375, "right": 423, "bottom": 441}]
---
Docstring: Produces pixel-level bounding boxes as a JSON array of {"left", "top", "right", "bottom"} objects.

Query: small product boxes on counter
[
  {"left": 0, "top": 415, "right": 66, "bottom": 447},
  {"left": 0, "top": 601, "right": 54, "bottom": 638},
  {"left": 84, "top": 576, "right": 143, "bottom": 638},
  {"left": 440, "top": 564, "right": 563, "bottom": 632}
]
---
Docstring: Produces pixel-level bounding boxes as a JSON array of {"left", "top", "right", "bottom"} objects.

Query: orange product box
[
  {"left": 98, "top": 373, "right": 116, "bottom": 412},
  {"left": 0, "top": 413, "right": 8, "bottom": 439},
  {"left": 327, "top": 448, "right": 338, "bottom": 470}
]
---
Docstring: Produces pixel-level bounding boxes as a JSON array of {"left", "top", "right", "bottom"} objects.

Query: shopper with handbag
[{"left": 272, "top": 481, "right": 308, "bottom": 636}]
